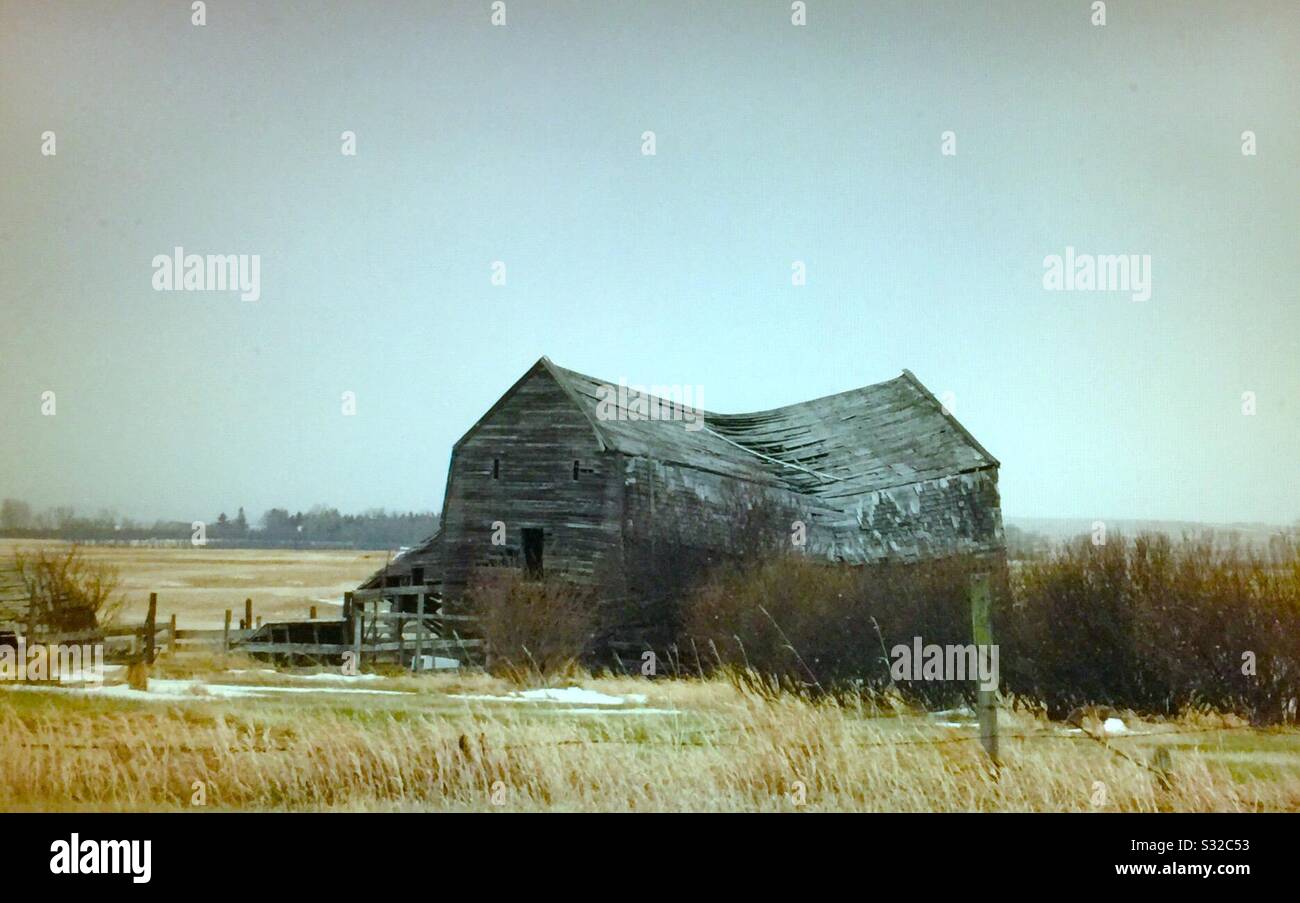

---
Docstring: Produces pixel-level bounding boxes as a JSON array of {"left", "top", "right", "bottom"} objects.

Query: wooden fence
[
  {"left": 48, "top": 591, "right": 483, "bottom": 670},
  {"left": 335, "top": 589, "right": 482, "bottom": 670}
]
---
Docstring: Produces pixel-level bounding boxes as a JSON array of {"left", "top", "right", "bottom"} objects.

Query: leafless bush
[
  {"left": 682, "top": 552, "right": 992, "bottom": 706},
  {"left": 466, "top": 569, "right": 597, "bottom": 681},
  {"left": 1002, "top": 532, "right": 1300, "bottom": 722},
  {"left": 10, "top": 546, "right": 123, "bottom": 636},
  {"left": 681, "top": 532, "right": 1300, "bottom": 722},
  {"left": 612, "top": 480, "right": 802, "bottom": 657}
]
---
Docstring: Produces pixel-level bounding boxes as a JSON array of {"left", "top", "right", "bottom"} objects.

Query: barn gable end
[{"left": 435, "top": 360, "right": 624, "bottom": 599}]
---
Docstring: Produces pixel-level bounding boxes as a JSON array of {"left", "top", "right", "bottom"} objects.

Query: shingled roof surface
[{"left": 541, "top": 358, "right": 998, "bottom": 501}]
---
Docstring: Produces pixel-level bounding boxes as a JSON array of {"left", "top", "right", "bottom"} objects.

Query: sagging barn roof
[{"left": 539, "top": 358, "right": 998, "bottom": 498}]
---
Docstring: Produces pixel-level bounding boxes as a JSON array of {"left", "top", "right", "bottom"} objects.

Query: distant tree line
[{"left": 0, "top": 498, "right": 437, "bottom": 550}]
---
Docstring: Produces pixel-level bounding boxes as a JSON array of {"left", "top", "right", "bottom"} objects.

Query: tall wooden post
[
  {"left": 414, "top": 593, "right": 425, "bottom": 673},
  {"left": 352, "top": 610, "right": 363, "bottom": 669},
  {"left": 310, "top": 606, "right": 317, "bottom": 620},
  {"left": 396, "top": 607, "right": 406, "bottom": 668},
  {"left": 969, "top": 573, "right": 999, "bottom": 767},
  {"left": 245, "top": 598, "right": 253, "bottom": 634},
  {"left": 25, "top": 582, "right": 38, "bottom": 641},
  {"left": 144, "top": 592, "right": 158, "bottom": 665},
  {"left": 168, "top": 613, "right": 177, "bottom": 657},
  {"left": 222, "top": 609, "right": 232, "bottom": 668}
]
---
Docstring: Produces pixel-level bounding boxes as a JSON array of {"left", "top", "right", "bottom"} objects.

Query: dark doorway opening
[{"left": 522, "top": 528, "right": 544, "bottom": 578}]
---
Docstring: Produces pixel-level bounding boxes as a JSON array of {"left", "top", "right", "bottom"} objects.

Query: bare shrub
[
  {"left": 1002, "top": 531, "right": 1300, "bottom": 722},
  {"left": 466, "top": 569, "right": 597, "bottom": 681},
  {"left": 10, "top": 545, "right": 123, "bottom": 636},
  {"left": 682, "top": 552, "right": 994, "bottom": 706},
  {"left": 683, "top": 531, "right": 1300, "bottom": 722},
  {"left": 612, "top": 480, "right": 803, "bottom": 659}
]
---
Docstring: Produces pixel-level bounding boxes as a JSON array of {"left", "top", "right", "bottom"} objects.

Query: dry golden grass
[
  {"left": 1, "top": 671, "right": 1296, "bottom": 812},
  {"left": 0, "top": 539, "right": 385, "bottom": 627},
  {"left": 2, "top": 543, "right": 1295, "bottom": 812}
]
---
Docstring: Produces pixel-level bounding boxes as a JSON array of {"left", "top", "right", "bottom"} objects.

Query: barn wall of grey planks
[{"left": 437, "top": 364, "right": 625, "bottom": 601}]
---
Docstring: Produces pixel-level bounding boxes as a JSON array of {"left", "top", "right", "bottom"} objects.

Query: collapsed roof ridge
[
  {"left": 539, "top": 355, "right": 996, "bottom": 495},
  {"left": 699, "top": 424, "right": 846, "bottom": 485},
  {"left": 544, "top": 356, "right": 911, "bottom": 420}
]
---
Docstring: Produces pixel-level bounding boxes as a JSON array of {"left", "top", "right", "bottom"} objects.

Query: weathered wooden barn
[{"left": 358, "top": 357, "right": 1004, "bottom": 647}]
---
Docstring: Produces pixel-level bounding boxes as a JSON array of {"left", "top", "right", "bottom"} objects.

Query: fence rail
[{"left": 9, "top": 585, "right": 483, "bottom": 671}]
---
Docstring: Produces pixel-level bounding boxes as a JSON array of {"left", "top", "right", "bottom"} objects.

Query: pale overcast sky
[{"left": 1, "top": 0, "right": 1296, "bottom": 525}]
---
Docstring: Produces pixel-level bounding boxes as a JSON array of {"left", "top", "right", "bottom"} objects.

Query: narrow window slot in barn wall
[
  {"left": 492, "top": 458, "right": 500, "bottom": 479},
  {"left": 573, "top": 459, "right": 580, "bottom": 480}
]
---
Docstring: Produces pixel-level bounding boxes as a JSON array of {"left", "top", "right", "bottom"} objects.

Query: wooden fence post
[
  {"left": 144, "top": 592, "right": 158, "bottom": 665},
  {"left": 1151, "top": 745, "right": 1174, "bottom": 792},
  {"left": 414, "top": 593, "right": 425, "bottom": 673},
  {"left": 245, "top": 599, "right": 253, "bottom": 635},
  {"left": 352, "top": 609, "right": 363, "bottom": 670},
  {"left": 168, "top": 613, "right": 177, "bottom": 657},
  {"left": 25, "top": 584, "right": 38, "bottom": 641},
  {"left": 310, "top": 606, "right": 317, "bottom": 620},
  {"left": 222, "top": 609, "right": 232, "bottom": 668},
  {"left": 969, "top": 573, "right": 999, "bottom": 767},
  {"left": 396, "top": 609, "right": 406, "bottom": 669}
]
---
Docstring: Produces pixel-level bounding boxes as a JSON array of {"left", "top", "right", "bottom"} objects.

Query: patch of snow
[
  {"left": 248, "top": 685, "right": 406, "bottom": 696},
  {"left": 12, "top": 678, "right": 268, "bottom": 701},
  {"left": 1, "top": 677, "right": 407, "bottom": 701},
  {"left": 935, "top": 721, "right": 968, "bottom": 728},
  {"left": 452, "top": 687, "right": 648, "bottom": 707},
  {"left": 227, "top": 669, "right": 394, "bottom": 684},
  {"left": 411, "top": 656, "right": 460, "bottom": 671},
  {"left": 517, "top": 687, "right": 645, "bottom": 706},
  {"left": 930, "top": 706, "right": 975, "bottom": 719},
  {"left": 1103, "top": 717, "right": 1128, "bottom": 734},
  {"left": 532, "top": 707, "right": 680, "bottom": 716},
  {"left": 54, "top": 671, "right": 103, "bottom": 683},
  {"left": 228, "top": 668, "right": 386, "bottom": 683},
  {"left": 52, "top": 663, "right": 123, "bottom": 683},
  {"left": 162, "top": 681, "right": 265, "bottom": 698},
  {"left": 295, "top": 671, "right": 385, "bottom": 682}
]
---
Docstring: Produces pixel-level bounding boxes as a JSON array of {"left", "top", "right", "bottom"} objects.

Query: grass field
[
  {"left": 1, "top": 542, "right": 1298, "bottom": 812},
  {"left": 3, "top": 661, "right": 1299, "bottom": 812},
  {"left": 0, "top": 538, "right": 387, "bottom": 628}
]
